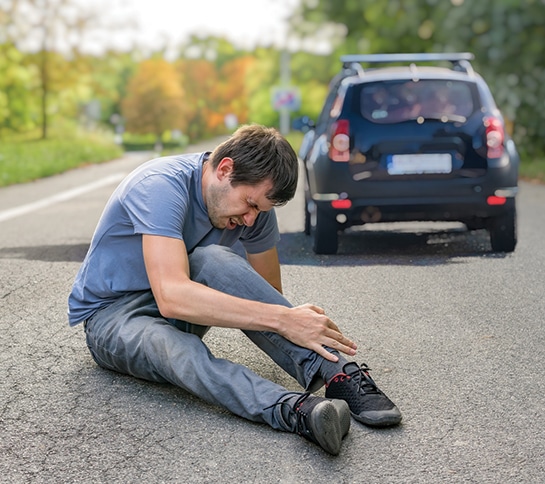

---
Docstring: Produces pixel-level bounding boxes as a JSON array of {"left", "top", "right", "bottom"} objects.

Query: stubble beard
[{"left": 206, "top": 182, "right": 230, "bottom": 229}]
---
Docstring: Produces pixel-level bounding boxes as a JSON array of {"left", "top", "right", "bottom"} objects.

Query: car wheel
[
  {"left": 313, "top": 207, "right": 338, "bottom": 254},
  {"left": 488, "top": 203, "right": 517, "bottom": 253},
  {"left": 304, "top": 193, "right": 311, "bottom": 236}
]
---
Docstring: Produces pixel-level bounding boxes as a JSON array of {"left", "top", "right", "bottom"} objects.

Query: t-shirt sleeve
[
  {"left": 240, "top": 209, "right": 280, "bottom": 254},
  {"left": 122, "top": 174, "right": 187, "bottom": 239}
]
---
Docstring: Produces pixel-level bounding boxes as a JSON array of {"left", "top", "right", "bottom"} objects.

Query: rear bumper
[
  {"left": 307, "top": 154, "right": 518, "bottom": 226},
  {"left": 312, "top": 192, "right": 516, "bottom": 226}
]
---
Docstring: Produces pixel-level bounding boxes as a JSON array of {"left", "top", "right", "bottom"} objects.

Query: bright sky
[{"left": 93, "top": 0, "right": 301, "bottom": 54}]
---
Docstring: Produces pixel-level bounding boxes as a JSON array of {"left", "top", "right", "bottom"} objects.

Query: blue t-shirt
[{"left": 67, "top": 152, "right": 280, "bottom": 326}]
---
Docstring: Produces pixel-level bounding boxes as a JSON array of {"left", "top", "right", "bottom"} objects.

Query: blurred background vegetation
[{"left": 0, "top": 0, "right": 544, "bottom": 186}]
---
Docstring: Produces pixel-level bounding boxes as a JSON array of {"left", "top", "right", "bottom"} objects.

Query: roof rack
[{"left": 340, "top": 52, "right": 475, "bottom": 75}]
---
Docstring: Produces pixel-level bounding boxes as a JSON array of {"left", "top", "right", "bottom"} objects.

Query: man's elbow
[
  {"left": 156, "top": 301, "right": 178, "bottom": 320},
  {"left": 152, "top": 287, "right": 181, "bottom": 320}
]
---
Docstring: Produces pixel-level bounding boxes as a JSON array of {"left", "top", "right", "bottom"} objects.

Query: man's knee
[
  {"left": 191, "top": 244, "right": 241, "bottom": 263},
  {"left": 190, "top": 245, "right": 250, "bottom": 281}
]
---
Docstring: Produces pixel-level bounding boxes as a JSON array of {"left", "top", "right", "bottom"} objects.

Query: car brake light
[
  {"left": 487, "top": 195, "right": 506, "bottom": 205},
  {"left": 484, "top": 116, "right": 504, "bottom": 159},
  {"left": 329, "top": 120, "right": 350, "bottom": 162},
  {"left": 331, "top": 199, "right": 352, "bottom": 209}
]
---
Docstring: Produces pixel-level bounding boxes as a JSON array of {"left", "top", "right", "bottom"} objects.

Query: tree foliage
[
  {"left": 218, "top": 56, "right": 254, "bottom": 130},
  {"left": 1, "top": 1, "right": 543, "bottom": 160},
  {"left": 0, "top": 0, "right": 104, "bottom": 138},
  {"left": 81, "top": 51, "right": 138, "bottom": 128},
  {"left": 0, "top": 43, "right": 39, "bottom": 135},
  {"left": 121, "top": 59, "right": 187, "bottom": 142},
  {"left": 174, "top": 37, "right": 255, "bottom": 140},
  {"left": 245, "top": 47, "right": 282, "bottom": 127},
  {"left": 175, "top": 58, "right": 220, "bottom": 141}
]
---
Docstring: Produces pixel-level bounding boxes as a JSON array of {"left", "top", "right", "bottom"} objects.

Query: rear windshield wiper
[{"left": 418, "top": 113, "right": 467, "bottom": 124}]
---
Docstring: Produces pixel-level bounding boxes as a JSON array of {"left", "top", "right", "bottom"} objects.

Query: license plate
[{"left": 387, "top": 154, "right": 452, "bottom": 175}]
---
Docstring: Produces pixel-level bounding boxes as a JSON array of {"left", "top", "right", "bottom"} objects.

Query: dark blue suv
[{"left": 296, "top": 53, "right": 519, "bottom": 254}]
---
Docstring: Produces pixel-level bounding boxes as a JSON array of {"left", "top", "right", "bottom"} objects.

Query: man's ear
[{"left": 216, "top": 157, "right": 234, "bottom": 181}]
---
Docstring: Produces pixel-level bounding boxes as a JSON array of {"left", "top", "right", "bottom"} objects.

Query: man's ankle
[{"left": 319, "top": 353, "right": 349, "bottom": 382}]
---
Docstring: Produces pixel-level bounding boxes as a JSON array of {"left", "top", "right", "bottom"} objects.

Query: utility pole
[{"left": 279, "top": 50, "right": 291, "bottom": 135}]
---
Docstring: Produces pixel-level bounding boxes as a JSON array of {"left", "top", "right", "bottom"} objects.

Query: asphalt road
[{"left": 1, "top": 139, "right": 544, "bottom": 483}]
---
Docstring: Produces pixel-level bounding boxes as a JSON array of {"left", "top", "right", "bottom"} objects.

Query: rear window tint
[{"left": 358, "top": 79, "right": 476, "bottom": 123}]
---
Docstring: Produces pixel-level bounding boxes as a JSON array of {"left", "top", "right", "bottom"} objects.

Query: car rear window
[{"left": 358, "top": 79, "right": 476, "bottom": 123}]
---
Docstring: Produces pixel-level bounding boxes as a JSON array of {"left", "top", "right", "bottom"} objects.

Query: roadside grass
[
  {"left": 0, "top": 131, "right": 123, "bottom": 187},
  {"left": 518, "top": 158, "right": 545, "bottom": 184}
]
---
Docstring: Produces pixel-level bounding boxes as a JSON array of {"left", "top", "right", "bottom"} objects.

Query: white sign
[{"left": 272, "top": 87, "right": 300, "bottom": 111}]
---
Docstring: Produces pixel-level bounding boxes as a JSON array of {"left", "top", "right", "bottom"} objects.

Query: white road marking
[{"left": 0, "top": 173, "right": 125, "bottom": 223}]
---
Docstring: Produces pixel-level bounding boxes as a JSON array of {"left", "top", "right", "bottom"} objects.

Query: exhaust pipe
[{"left": 361, "top": 206, "right": 382, "bottom": 223}]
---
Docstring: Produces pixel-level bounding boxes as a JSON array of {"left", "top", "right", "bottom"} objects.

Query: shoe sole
[
  {"left": 330, "top": 399, "right": 351, "bottom": 438},
  {"left": 309, "top": 400, "right": 351, "bottom": 455},
  {"left": 351, "top": 408, "right": 402, "bottom": 427}
]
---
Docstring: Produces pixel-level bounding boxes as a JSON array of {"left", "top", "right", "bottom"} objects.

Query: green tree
[
  {"left": 289, "top": 50, "right": 336, "bottom": 122},
  {"left": 0, "top": 43, "right": 39, "bottom": 136},
  {"left": 435, "top": 0, "right": 545, "bottom": 157},
  {"left": 81, "top": 50, "right": 138, "bottom": 128},
  {"left": 245, "top": 47, "right": 282, "bottom": 127},
  {"left": 0, "top": 0, "right": 106, "bottom": 139}
]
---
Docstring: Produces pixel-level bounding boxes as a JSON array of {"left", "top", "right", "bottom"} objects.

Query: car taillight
[
  {"left": 487, "top": 195, "right": 506, "bottom": 206},
  {"left": 484, "top": 116, "right": 504, "bottom": 159},
  {"left": 331, "top": 199, "right": 352, "bottom": 209},
  {"left": 329, "top": 120, "right": 350, "bottom": 162}
]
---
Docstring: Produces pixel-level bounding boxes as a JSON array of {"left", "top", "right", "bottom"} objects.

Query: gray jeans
[{"left": 84, "top": 245, "right": 326, "bottom": 431}]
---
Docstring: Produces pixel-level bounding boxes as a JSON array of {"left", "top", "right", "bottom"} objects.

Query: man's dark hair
[{"left": 209, "top": 124, "right": 298, "bottom": 206}]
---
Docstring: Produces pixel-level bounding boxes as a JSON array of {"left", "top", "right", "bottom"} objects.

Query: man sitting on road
[{"left": 68, "top": 124, "right": 402, "bottom": 455}]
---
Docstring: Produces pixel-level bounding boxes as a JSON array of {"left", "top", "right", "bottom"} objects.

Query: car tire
[
  {"left": 304, "top": 194, "right": 311, "bottom": 236},
  {"left": 313, "top": 207, "right": 338, "bottom": 254},
  {"left": 488, "top": 203, "right": 517, "bottom": 253}
]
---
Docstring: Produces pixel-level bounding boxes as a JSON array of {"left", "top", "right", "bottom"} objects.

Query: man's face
[{"left": 206, "top": 177, "right": 275, "bottom": 230}]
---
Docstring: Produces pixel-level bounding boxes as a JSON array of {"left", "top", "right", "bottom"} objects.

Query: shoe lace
[
  {"left": 264, "top": 392, "right": 314, "bottom": 437},
  {"left": 292, "top": 393, "right": 314, "bottom": 437},
  {"left": 347, "top": 364, "right": 380, "bottom": 396}
]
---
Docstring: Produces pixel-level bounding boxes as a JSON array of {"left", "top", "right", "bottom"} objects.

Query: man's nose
[{"left": 242, "top": 208, "right": 259, "bottom": 226}]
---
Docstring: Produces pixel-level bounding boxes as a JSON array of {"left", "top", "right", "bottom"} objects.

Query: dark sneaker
[
  {"left": 325, "top": 362, "right": 402, "bottom": 427},
  {"left": 290, "top": 393, "right": 350, "bottom": 455}
]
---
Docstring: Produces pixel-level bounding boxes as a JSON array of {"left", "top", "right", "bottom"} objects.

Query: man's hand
[{"left": 278, "top": 304, "right": 357, "bottom": 362}]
